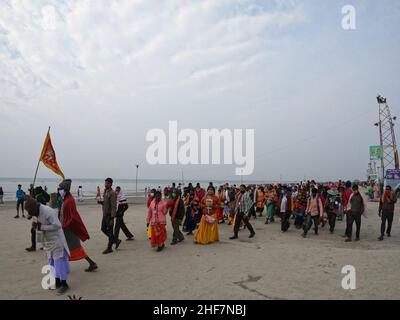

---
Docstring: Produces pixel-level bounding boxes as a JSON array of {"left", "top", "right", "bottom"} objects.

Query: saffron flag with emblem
[{"left": 40, "top": 129, "right": 65, "bottom": 179}]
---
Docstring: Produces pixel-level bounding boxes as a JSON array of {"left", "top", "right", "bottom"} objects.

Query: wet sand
[{"left": 0, "top": 196, "right": 399, "bottom": 300}]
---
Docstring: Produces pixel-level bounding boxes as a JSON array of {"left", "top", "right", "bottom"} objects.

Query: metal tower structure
[{"left": 375, "top": 95, "right": 399, "bottom": 180}]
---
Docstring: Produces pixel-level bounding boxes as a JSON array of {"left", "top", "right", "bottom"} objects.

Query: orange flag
[{"left": 40, "top": 129, "right": 65, "bottom": 179}]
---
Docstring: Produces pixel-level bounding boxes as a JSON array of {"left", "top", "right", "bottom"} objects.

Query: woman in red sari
[
  {"left": 195, "top": 186, "right": 219, "bottom": 244},
  {"left": 147, "top": 191, "right": 169, "bottom": 252}
]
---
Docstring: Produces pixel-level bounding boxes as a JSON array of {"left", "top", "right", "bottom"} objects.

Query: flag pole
[{"left": 32, "top": 127, "right": 50, "bottom": 189}]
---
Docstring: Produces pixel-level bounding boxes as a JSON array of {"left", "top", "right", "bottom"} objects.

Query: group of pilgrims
[{"left": 20, "top": 178, "right": 397, "bottom": 295}]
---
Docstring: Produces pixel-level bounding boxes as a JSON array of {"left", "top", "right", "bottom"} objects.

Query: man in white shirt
[
  {"left": 25, "top": 195, "right": 71, "bottom": 295},
  {"left": 114, "top": 186, "right": 134, "bottom": 246},
  {"left": 279, "top": 185, "right": 292, "bottom": 232}
]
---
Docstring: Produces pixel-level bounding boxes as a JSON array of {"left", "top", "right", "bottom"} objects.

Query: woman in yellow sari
[{"left": 195, "top": 186, "right": 219, "bottom": 244}]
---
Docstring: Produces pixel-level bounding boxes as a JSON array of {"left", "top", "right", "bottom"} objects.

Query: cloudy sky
[{"left": 1, "top": 0, "right": 399, "bottom": 182}]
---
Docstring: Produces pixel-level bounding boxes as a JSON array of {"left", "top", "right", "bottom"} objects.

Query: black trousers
[
  {"left": 234, "top": 212, "right": 255, "bottom": 236},
  {"left": 327, "top": 212, "right": 337, "bottom": 232},
  {"left": 31, "top": 227, "right": 36, "bottom": 249},
  {"left": 172, "top": 220, "right": 184, "bottom": 242},
  {"left": 114, "top": 204, "right": 133, "bottom": 240},
  {"left": 280, "top": 211, "right": 291, "bottom": 232},
  {"left": 247, "top": 206, "right": 256, "bottom": 219},
  {"left": 345, "top": 212, "right": 361, "bottom": 239},
  {"left": 381, "top": 211, "right": 394, "bottom": 236},
  {"left": 303, "top": 214, "right": 320, "bottom": 235},
  {"left": 101, "top": 216, "right": 116, "bottom": 249}
]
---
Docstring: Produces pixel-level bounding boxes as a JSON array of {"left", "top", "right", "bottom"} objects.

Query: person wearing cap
[
  {"left": 100, "top": 178, "right": 118, "bottom": 254},
  {"left": 230, "top": 184, "right": 256, "bottom": 240},
  {"left": 58, "top": 179, "right": 98, "bottom": 272},
  {"left": 195, "top": 186, "right": 220, "bottom": 244},
  {"left": 345, "top": 184, "right": 365, "bottom": 242},
  {"left": 24, "top": 195, "right": 71, "bottom": 295},
  {"left": 378, "top": 185, "right": 397, "bottom": 241}
]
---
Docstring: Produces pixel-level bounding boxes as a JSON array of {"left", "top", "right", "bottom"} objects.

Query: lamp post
[{"left": 135, "top": 164, "right": 139, "bottom": 196}]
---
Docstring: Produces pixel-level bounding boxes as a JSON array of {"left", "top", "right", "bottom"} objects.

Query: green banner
[{"left": 370, "top": 146, "right": 383, "bottom": 160}]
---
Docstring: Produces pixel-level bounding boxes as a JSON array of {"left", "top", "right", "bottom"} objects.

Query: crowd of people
[
  {"left": 6, "top": 177, "right": 398, "bottom": 295},
  {"left": 144, "top": 179, "right": 397, "bottom": 248}
]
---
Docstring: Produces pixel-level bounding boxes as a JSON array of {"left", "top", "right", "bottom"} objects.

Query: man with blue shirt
[{"left": 15, "top": 184, "right": 25, "bottom": 218}]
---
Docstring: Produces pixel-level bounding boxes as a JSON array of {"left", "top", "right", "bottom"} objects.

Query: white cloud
[
  {"left": 1, "top": 0, "right": 398, "bottom": 181},
  {"left": 0, "top": 0, "right": 304, "bottom": 107}
]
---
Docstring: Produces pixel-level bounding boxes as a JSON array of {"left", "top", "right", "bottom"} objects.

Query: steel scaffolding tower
[{"left": 375, "top": 95, "right": 399, "bottom": 180}]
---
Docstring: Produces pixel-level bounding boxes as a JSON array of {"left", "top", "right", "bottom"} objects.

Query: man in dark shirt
[
  {"left": 345, "top": 184, "right": 365, "bottom": 242},
  {"left": 99, "top": 178, "right": 117, "bottom": 254},
  {"left": 378, "top": 185, "right": 397, "bottom": 240}
]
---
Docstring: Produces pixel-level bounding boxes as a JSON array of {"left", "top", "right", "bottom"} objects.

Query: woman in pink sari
[{"left": 147, "top": 191, "right": 168, "bottom": 252}]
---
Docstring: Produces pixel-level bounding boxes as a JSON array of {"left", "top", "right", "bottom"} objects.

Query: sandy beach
[{"left": 0, "top": 196, "right": 399, "bottom": 300}]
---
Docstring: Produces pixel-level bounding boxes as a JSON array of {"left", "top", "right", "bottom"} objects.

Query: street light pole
[{"left": 135, "top": 164, "right": 139, "bottom": 196}]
